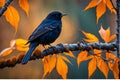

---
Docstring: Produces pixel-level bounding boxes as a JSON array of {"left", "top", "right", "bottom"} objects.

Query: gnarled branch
[{"left": 0, "top": 41, "right": 117, "bottom": 69}]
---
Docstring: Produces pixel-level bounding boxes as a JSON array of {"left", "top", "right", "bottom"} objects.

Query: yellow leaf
[
  {"left": 64, "top": 51, "right": 75, "bottom": 58},
  {"left": 88, "top": 57, "right": 97, "bottom": 78},
  {"left": 19, "top": 0, "right": 29, "bottom": 16},
  {"left": 82, "top": 31, "right": 99, "bottom": 42},
  {"left": 3, "top": 5, "right": 20, "bottom": 32},
  {"left": 85, "top": 0, "right": 101, "bottom": 10},
  {"left": 0, "top": 0, "right": 5, "bottom": 7},
  {"left": 96, "top": 1, "right": 106, "bottom": 22},
  {"left": 0, "top": 47, "right": 13, "bottom": 56},
  {"left": 56, "top": 55, "right": 68, "bottom": 79},
  {"left": 106, "top": 0, "right": 116, "bottom": 14},
  {"left": 77, "top": 51, "right": 88, "bottom": 67},
  {"left": 61, "top": 55, "right": 72, "bottom": 64},
  {"left": 15, "top": 39, "right": 29, "bottom": 51},
  {"left": 97, "top": 58, "right": 109, "bottom": 78}
]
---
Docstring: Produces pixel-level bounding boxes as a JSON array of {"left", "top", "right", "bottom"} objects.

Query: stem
[
  {"left": 0, "top": 0, "right": 13, "bottom": 17},
  {"left": 116, "top": 0, "right": 120, "bottom": 78}
]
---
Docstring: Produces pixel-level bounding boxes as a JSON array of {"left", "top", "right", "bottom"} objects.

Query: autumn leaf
[
  {"left": 106, "top": 52, "right": 119, "bottom": 79},
  {"left": 56, "top": 55, "right": 68, "bottom": 79},
  {"left": 61, "top": 55, "right": 72, "bottom": 64},
  {"left": 0, "top": 39, "right": 28, "bottom": 57},
  {"left": 112, "top": 59, "right": 119, "bottom": 79},
  {"left": 88, "top": 57, "right": 97, "bottom": 78},
  {"left": 82, "top": 31, "right": 99, "bottom": 42},
  {"left": 106, "top": 0, "right": 116, "bottom": 14},
  {"left": 42, "top": 56, "right": 50, "bottom": 78},
  {"left": 99, "top": 26, "right": 116, "bottom": 43},
  {"left": 3, "top": 5, "right": 20, "bottom": 32},
  {"left": 15, "top": 39, "right": 29, "bottom": 51},
  {"left": 42, "top": 55, "right": 57, "bottom": 78},
  {"left": 96, "top": 1, "right": 106, "bottom": 22},
  {"left": 0, "top": 48, "right": 13, "bottom": 57},
  {"left": 85, "top": 0, "right": 101, "bottom": 10},
  {"left": 77, "top": 51, "right": 89, "bottom": 67},
  {"left": 19, "top": 0, "right": 29, "bottom": 16},
  {"left": 97, "top": 58, "right": 109, "bottom": 78},
  {"left": 0, "top": 0, "right": 5, "bottom": 7},
  {"left": 94, "top": 49, "right": 102, "bottom": 57},
  {"left": 48, "top": 54, "right": 57, "bottom": 73},
  {"left": 85, "top": 0, "right": 116, "bottom": 22},
  {"left": 64, "top": 51, "right": 75, "bottom": 58}
]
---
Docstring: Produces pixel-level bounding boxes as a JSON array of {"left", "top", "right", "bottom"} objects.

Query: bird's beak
[{"left": 62, "top": 14, "right": 67, "bottom": 16}]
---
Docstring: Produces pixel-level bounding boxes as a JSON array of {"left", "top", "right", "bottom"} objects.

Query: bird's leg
[
  {"left": 42, "top": 44, "right": 47, "bottom": 50},
  {"left": 48, "top": 44, "right": 52, "bottom": 47}
]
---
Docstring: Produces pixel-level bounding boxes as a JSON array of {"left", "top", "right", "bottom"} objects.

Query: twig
[
  {"left": 0, "top": 0, "right": 13, "bottom": 17},
  {"left": 0, "top": 42, "right": 117, "bottom": 69}
]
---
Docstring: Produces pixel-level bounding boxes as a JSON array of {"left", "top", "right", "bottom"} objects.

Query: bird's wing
[{"left": 28, "top": 21, "right": 59, "bottom": 43}]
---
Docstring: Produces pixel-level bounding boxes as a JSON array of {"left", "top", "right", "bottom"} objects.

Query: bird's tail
[{"left": 22, "top": 43, "right": 38, "bottom": 64}]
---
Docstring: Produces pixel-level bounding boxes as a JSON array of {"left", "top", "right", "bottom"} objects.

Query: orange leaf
[
  {"left": 3, "top": 5, "right": 20, "bottom": 32},
  {"left": 0, "top": 0, "right": 5, "bottom": 7},
  {"left": 82, "top": 31, "right": 99, "bottom": 42},
  {"left": 42, "top": 56, "right": 50, "bottom": 78},
  {"left": 106, "top": 52, "right": 119, "bottom": 79},
  {"left": 88, "top": 57, "right": 97, "bottom": 78},
  {"left": 48, "top": 54, "right": 56, "bottom": 73},
  {"left": 61, "top": 55, "right": 72, "bottom": 64},
  {"left": 106, "top": 0, "right": 116, "bottom": 14},
  {"left": 112, "top": 59, "right": 119, "bottom": 79},
  {"left": 97, "top": 58, "right": 109, "bottom": 78},
  {"left": 94, "top": 49, "right": 102, "bottom": 57},
  {"left": 19, "top": 0, "right": 29, "bottom": 16},
  {"left": 96, "top": 1, "right": 106, "bottom": 22},
  {"left": 77, "top": 51, "right": 88, "bottom": 67},
  {"left": 56, "top": 55, "right": 68, "bottom": 79},
  {"left": 64, "top": 51, "right": 75, "bottom": 58},
  {"left": 15, "top": 39, "right": 29, "bottom": 51},
  {"left": 85, "top": 0, "right": 101, "bottom": 10},
  {"left": 0, "top": 48, "right": 13, "bottom": 56},
  {"left": 108, "top": 34, "right": 116, "bottom": 42},
  {"left": 42, "top": 55, "right": 57, "bottom": 78}
]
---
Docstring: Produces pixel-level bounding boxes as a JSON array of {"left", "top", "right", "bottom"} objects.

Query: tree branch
[
  {"left": 0, "top": 0, "right": 13, "bottom": 17},
  {"left": 0, "top": 42, "right": 117, "bottom": 69},
  {"left": 116, "top": 0, "right": 120, "bottom": 78}
]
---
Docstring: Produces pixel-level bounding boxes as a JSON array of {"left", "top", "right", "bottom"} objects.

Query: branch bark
[
  {"left": 0, "top": 0, "right": 13, "bottom": 17},
  {"left": 116, "top": 0, "right": 120, "bottom": 78},
  {"left": 0, "top": 42, "right": 117, "bottom": 69}
]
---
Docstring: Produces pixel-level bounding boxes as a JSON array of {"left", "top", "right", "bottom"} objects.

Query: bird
[{"left": 21, "top": 11, "right": 67, "bottom": 64}]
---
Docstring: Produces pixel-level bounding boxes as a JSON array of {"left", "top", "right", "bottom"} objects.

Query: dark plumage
[{"left": 22, "top": 11, "right": 66, "bottom": 64}]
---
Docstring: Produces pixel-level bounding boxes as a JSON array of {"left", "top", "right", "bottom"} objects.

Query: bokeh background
[{"left": 0, "top": 0, "right": 116, "bottom": 79}]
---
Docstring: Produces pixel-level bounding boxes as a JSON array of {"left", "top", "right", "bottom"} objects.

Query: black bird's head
[{"left": 46, "top": 11, "right": 67, "bottom": 20}]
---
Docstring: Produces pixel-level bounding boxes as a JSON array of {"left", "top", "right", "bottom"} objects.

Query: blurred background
[{"left": 0, "top": 0, "right": 116, "bottom": 79}]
